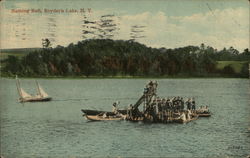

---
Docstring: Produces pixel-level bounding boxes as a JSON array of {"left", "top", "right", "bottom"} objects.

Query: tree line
[{"left": 2, "top": 39, "right": 250, "bottom": 77}]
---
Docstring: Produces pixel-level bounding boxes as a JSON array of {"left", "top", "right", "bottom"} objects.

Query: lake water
[{"left": 0, "top": 78, "right": 249, "bottom": 157}]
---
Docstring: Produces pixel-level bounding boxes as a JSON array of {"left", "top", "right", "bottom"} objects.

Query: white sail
[
  {"left": 16, "top": 79, "right": 22, "bottom": 98},
  {"left": 37, "top": 84, "right": 49, "bottom": 98},
  {"left": 15, "top": 76, "right": 51, "bottom": 102},
  {"left": 16, "top": 76, "right": 32, "bottom": 99},
  {"left": 20, "top": 88, "right": 32, "bottom": 98},
  {"left": 35, "top": 81, "right": 42, "bottom": 97}
]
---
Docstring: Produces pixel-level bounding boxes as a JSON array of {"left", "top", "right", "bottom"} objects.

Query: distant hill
[{"left": 1, "top": 39, "right": 249, "bottom": 78}]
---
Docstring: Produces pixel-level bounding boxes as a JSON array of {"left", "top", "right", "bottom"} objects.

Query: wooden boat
[
  {"left": 196, "top": 108, "right": 211, "bottom": 117},
  {"left": 174, "top": 115, "right": 199, "bottom": 124},
  {"left": 85, "top": 114, "right": 126, "bottom": 121},
  {"left": 81, "top": 109, "right": 127, "bottom": 116},
  {"left": 197, "top": 113, "right": 211, "bottom": 117},
  {"left": 16, "top": 76, "right": 52, "bottom": 102}
]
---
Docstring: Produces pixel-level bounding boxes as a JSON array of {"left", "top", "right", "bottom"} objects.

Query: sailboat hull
[{"left": 20, "top": 97, "right": 52, "bottom": 102}]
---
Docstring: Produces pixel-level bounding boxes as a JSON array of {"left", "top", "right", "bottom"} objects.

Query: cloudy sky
[{"left": 0, "top": 0, "right": 249, "bottom": 52}]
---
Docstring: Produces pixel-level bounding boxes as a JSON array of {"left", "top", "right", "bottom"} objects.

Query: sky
[{"left": 0, "top": 0, "right": 249, "bottom": 52}]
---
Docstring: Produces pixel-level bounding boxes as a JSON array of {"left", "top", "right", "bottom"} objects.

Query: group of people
[
  {"left": 120, "top": 96, "right": 197, "bottom": 122},
  {"left": 111, "top": 80, "right": 199, "bottom": 122},
  {"left": 144, "top": 97, "right": 196, "bottom": 113},
  {"left": 143, "top": 81, "right": 196, "bottom": 112}
]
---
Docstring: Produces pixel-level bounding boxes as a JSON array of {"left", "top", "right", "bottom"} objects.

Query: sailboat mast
[
  {"left": 248, "top": 63, "right": 250, "bottom": 79},
  {"left": 16, "top": 80, "right": 22, "bottom": 97},
  {"left": 16, "top": 76, "right": 22, "bottom": 98},
  {"left": 36, "top": 80, "right": 42, "bottom": 96}
]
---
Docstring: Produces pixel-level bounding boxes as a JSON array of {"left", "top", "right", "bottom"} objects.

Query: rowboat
[
  {"left": 197, "top": 113, "right": 211, "bottom": 117},
  {"left": 81, "top": 109, "right": 127, "bottom": 116},
  {"left": 85, "top": 114, "right": 126, "bottom": 121},
  {"left": 174, "top": 115, "right": 199, "bottom": 124},
  {"left": 196, "top": 111, "right": 211, "bottom": 117}
]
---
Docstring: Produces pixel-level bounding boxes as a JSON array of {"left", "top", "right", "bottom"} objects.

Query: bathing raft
[{"left": 82, "top": 81, "right": 211, "bottom": 124}]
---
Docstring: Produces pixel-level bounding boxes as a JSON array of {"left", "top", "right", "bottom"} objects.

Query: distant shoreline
[
  {"left": 0, "top": 75, "right": 247, "bottom": 79},
  {"left": 1, "top": 39, "right": 249, "bottom": 78}
]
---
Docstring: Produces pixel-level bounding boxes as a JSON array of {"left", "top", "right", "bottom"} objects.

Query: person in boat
[
  {"left": 180, "top": 97, "right": 185, "bottom": 112},
  {"left": 204, "top": 105, "right": 209, "bottom": 113},
  {"left": 148, "top": 80, "right": 153, "bottom": 87},
  {"left": 127, "top": 104, "right": 133, "bottom": 119},
  {"left": 161, "top": 98, "right": 166, "bottom": 113},
  {"left": 186, "top": 98, "right": 192, "bottom": 110},
  {"left": 173, "top": 97, "right": 177, "bottom": 111},
  {"left": 112, "top": 102, "right": 118, "bottom": 114},
  {"left": 174, "top": 98, "right": 179, "bottom": 112},
  {"left": 199, "top": 106, "right": 203, "bottom": 111},
  {"left": 171, "top": 97, "right": 175, "bottom": 110},
  {"left": 165, "top": 99, "right": 169, "bottom": 110},
  {"left": 191, "top": 98, "right": 196, "bottom": 112},
  {"left": 147, "top": 80, "right": 154, "bottom": 94},
  {"left": 133, "top": 107, "right": 141, "bottom": 120},
  {"left": 103, "top": 112, "right": 107, "bottom": 118},
  {"left": 186, "top": 109, "right": 192, "bottom": 120},
  {"left": 179, "top": 112, "right": 187, "bottom": 121},
  {"left": 161, "top": 99, "right": 167, "bottom": 121},
  {"left": 144, "top": 87, "right": 149, "bottom": 95},
  {"left": 112, "top": 102, "right": 117, "bottom": 108},
  {"left": 177, "top": 96, "right": 181, "bottom": 112},
  {"left": 153, "top": 103, "right": 157, "bottom": 116},
  {"left": 157, "top": 99, "right": 164, "bottom": 120},
  {"left": 172, "top": 97, "right": 176, "bottom": 105},
  {"left": 151, "top": 99, "right": 156, "bottom": 113},
  {"left": 166, "top": 98, "right": 172, "bottom": 111},
  {"left": 152, "top": 80, "right": 158, "bottom": 95}
]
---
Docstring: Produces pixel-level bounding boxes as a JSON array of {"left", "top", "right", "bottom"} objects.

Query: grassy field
[
  {"left": 0, "top": 48, "right": 41, "bottom": 60},
  {"left": 216, "top": 61, "right": 249, "bottom": 73},
  {"left": 0, "top": 52, "right": 29, "bottom": 60}
]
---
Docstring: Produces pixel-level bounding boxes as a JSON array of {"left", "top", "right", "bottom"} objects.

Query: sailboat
[{"left": 16, "top": 76, "right": 52, "bottom": 102}]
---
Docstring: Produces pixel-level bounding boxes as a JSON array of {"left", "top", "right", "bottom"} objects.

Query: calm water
[{"left": 0, "top": 78, "right": 249, "bottom": 157}]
